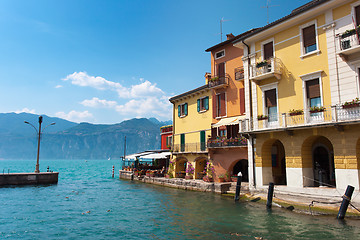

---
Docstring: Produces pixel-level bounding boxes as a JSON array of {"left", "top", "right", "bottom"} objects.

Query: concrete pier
[{"left": 0, "top": 172, "right": 59, "bottom": 186}]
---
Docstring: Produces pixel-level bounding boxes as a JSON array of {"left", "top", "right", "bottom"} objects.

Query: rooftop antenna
[
  {"left": 261, "top": 0, "right": 279, "bottom": 24},
  {"left": 220, "top": 17, "right": 230, "bottom": 42}
]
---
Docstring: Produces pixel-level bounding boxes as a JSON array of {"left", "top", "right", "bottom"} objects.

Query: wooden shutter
[
  {"left": 184, "top": 103, "right": 188, "bottom": 116},
  {"left": 356, "top": 5, "right": 360, "bottom": 26},
  {"left": 239, "top": 88, "right": 245, "bottom": 115},
  {"left": 217, "top": 62, "right": 225, "bottom": 77},
  {"left": 306, "top": 79, "right": 320, "bottom": 99},
  {"left": 263, "top": 42, "right": 273, "bottom": 60},
  {"left": 303, "top": 25, "right": 316, "bottom": 47},
  {"left": 178, "top": 105, "right": 181, "bottom": 117},
  {"left": 265, "top": 89, "right": 277, "bottom": 107},
  {"left": 200, "top": 131, "right": 205, "bottom": 143},
  {"left": 220, "top": 92, "right": 226, "bottom": 116},
  {"left": 213, "top": 93, "right": 217, "bottom": 118},
  {"left": 232, "top": 124, "right": 239, "bottom": 138},
  {"left": 205, "top": 97, "right": 209, "bottom": 110},
  {"left": 211, "top": 127, "right": 217, "bottom": 138},
  {"left": 197, "top": 99, "right": 200, "bottom": 112},
  {"left": 226, "top": 125, "right": 231, "bottom": 139}
]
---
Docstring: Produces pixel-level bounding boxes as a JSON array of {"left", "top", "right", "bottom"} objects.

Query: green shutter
[
  {"left": 200, "top": 131, "right": 206, "bottom": 151},
  {"left": 184, "top": 103, "right": 188, "bottom": 116},
  {"left": 197, "top": 99, "right": 200, "bottom": 112},
  {"left": 205, "top": 97, "right": 209, "bottom": 110},
  {"left": 178, "top": 105, "right": 181, "bottom": 117}
]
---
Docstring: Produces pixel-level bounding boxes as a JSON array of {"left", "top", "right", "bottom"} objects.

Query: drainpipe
[
  {"left": 242, "top": 40, "right": 256, "bottom": 189},
  {"left": 333, "top": 27, "right": 341, "bottom": 104}
]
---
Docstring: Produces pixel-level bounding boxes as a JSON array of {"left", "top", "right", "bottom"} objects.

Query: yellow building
[
  {"left": 232, "top": 0, "right": 360, "bottom": 194},
  {"left": 169, "top": 84, "right": 212, "bottom": 179}
]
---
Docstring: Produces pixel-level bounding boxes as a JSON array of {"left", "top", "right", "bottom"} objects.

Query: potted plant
[
  {"left": 225, "top": 171, "right": 231, "bottom": 182},
  {"left": 289, "top": 109, "right": 304, "bottom": 116},
  {"left": 256, "top": 60, "right": 268, "bottom": 68},
  {"left": 309, "top": 106, "right": 326, "bottom": 113},
  {"left": 341, "top": 29, "right": 357, "bottom": 39},
  {"left": 218, "top": 174, "right": 225, "bottom": 182},
  {"left": 257, "top": 114, "right": 268, "bottom": 121},
  {"left": 203, "top": 161, "right": 214, "bottom": 182},
  {"left": 185, "top": 162, "right": 194, "bottom": 180},
  {"left": 342, "top": 98, "right": 360, "bottom": 109}
]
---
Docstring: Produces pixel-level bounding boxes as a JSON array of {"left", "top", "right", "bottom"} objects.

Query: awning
[
  {"left": 141, "top": 152, "right": 171, "bottom": 160},
  {"left": 212, "top": 116, "right": 245, "bottom": 128}
]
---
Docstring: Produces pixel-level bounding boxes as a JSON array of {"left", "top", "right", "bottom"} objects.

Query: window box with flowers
[
  {"left": 309, "top": 106, "right": 326, "bottom": 113},
  {"left": 289, "top": 109, "right": 304, "bottom": 116},
  {"left": 257, "top": 114, "right": 268, "bottom": 121},
  {"left": 342, "top": 98, "right": 360, "bottom": 109},
  {"left": 256, "top": 60, "right": 268, "bottom": 68}
]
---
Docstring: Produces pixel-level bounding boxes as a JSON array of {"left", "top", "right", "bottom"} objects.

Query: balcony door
[{"left": 217, "top": 62, "right": 225, "bottom": 80}]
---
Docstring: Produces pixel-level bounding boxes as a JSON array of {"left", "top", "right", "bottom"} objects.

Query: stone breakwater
[{"left": 119, "top": 170, "right": 248, "bottom": 194}]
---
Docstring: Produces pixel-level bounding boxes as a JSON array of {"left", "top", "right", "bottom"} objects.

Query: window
[
  {"left": 265, "top": 89, "right": 278, "bottom": 122},
  {"left": 213, "top": 92, "right": 226, "bottom": 118},
  {"left": 180, "top": 134, "right": 185, "bottom": 152},
  {"left": 306, "top": 78, "right": 321, "bottom": 110},
  {"left": 300, "top": 21, "right": 319, "bottom": 57},
  {"left": 303, "top": 25, "right": 317, "bottom": 54},
  {"left": 263, "top": 41, "right": 274, "bottom": 60},
  {"left": 355, "top": 5, "right": 360, "bottom": 26},
  {"left": 197, "top": 96, "right": 209, "bottom": 112},
  {"left": 200, "top": 131, "right": 206, "bottom": 151},
  {"left": 215, "top": 49, "right": 225, "bottom": 59},
  {"left": 166, "top": 136, "right": 172, "bottom": 148},
  {"left": 178, "top": 103, "right": 188, "bottom": 117}
]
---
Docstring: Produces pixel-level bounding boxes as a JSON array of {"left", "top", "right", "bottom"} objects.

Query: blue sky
[{"left": 0, "top": 0, "right": 310, "bottom": 124}]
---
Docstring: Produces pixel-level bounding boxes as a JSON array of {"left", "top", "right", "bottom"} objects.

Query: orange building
[{"left": 205, "top": 32, "right": 256, "bottom": 182}]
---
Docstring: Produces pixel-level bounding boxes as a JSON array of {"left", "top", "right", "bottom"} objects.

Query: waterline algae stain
[{"left": 1, "top": 159, "right": 360, "bottom": 239}]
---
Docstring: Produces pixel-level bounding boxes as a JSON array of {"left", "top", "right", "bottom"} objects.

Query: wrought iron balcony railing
[
  {"left": 207, "top": 137, "right": 247, "bottom": 148},
  {"left": 234, "top": 67, "right": 244, "bottom": 80},
  {"left": 336, "top": 29, "right": 360, "bottom": 59},
  {"left": 208, "top": 74, "right": 229, "bottom": 89},
  {"left": 172, "top": 142, "right": 207, "bottom": 153}
]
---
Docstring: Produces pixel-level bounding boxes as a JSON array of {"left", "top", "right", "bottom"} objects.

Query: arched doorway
[
  {"left": 175, "top": 158, "right": 187, "bottom": 178},
  {"left": 232, "top": 159, "right": 248, "bottom": 182},
  {"left": 195, "top": 157, "right": 207, "bottom": 179},
  {"left": 312, "top": 138, "right": 335, "bottom": 187},
  {"left": 271, "top": 140, "right": 286, "bottom": 185}
]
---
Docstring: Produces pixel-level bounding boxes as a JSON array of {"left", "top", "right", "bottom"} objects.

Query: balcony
[
  {"left": 208, "top": 74, "right": 229, "bottom": 89},
  {"left": 234, "top": 67, "right": 244, "bottom": 81},
  {"left": 250, "top": 57, "right": 282, "bottom": 81},
  {"left": 207, "top": 137, "right": 247, "bottom": 148},
  {"left": 172, "top": 142, "right": 207, "bottom": 153},
  {"left": 336, "top": 29, "right": 360, "bottom": 60},
  {"left": 240, "top": 104, "right": 360, "bottom": 133}
]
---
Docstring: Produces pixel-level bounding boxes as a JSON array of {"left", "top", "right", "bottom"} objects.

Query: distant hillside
[{"left": 0, "top": 113, "right": 171, "bottom": 159}]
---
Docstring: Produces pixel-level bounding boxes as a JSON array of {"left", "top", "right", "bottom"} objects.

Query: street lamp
[{"left": 24, "top": 116, "right": 55, "bottom": 173}]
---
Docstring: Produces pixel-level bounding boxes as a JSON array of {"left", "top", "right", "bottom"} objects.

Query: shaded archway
[
  {"left": 195, "top": 157, "right": 207, "bottom": 179},
  {"left": 175, "top": 157, "right": 187, "bottom": 178},
  {"left": 302, "top": 136, "right": 335, "bottom": 187},
  {"left": 232, "top": 159, "right": 248, "bottom": 182},
  {"left": 261, "top": 139, "right": 287, "bottom": 185}
]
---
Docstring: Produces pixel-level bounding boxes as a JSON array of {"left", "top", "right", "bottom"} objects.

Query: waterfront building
[
  {"left": 160, "top": 125, "right": 173, "bottom": 150},
  {"left": 205, "top": 33, "right": 252, "bottom": 182},
  {"left": 169, "top": 84, "right": 212, "bottom": 179},
  {"left": 234, "top": 0, "right": 360, "bottom": 193}
]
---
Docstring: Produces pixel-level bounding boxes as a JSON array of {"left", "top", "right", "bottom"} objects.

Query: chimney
[{"left": 226, "top": 33, "right": 235, "bottom": 40}]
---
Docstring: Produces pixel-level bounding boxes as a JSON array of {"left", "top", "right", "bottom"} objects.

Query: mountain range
[{"left": 0, "top": 113, "right": 171, "bottom": 159}]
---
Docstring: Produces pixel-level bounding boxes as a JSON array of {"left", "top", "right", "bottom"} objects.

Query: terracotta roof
[{"left": 232, "top": 0, "right": 329, "bottom": 45}]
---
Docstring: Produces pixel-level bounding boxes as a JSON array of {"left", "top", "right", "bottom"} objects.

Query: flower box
[
  {"left": 289, "top": 112, "right": 303, "bottom": 116},
  {"left": 203, "top": 176, "right": 213, "bottom": 182},
  {"left": 185, "top": 175, "right": 193, "bottom": 180},
  {"left": 342, "top": 103, "right": 360, "bottom": 109},
  {"left": 341, "top": 29, "right": 357, "bottom": 39},
  {"left": 231, "top": 176, "right": 238, "bottom": 182},
  {"left": 256, "top": 61, "right": 268, "bottom": 68},
  {"left": 257, "top": 116, "right": 268, "bottom": 121},
  {"left": 309, "top": 106, "right": 325, "bottom": 114},
  {"left": 289, "top": 109, "right": 303, "bottom": 116}
]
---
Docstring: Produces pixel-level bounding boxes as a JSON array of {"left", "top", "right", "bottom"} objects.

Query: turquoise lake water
[{"left": 1, "top": 159, "right": 360, "bottom": 240}]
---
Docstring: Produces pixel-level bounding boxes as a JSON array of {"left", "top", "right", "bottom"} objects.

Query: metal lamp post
[{"left": 24, "top": 116, "right": 55, "bottom": 173}]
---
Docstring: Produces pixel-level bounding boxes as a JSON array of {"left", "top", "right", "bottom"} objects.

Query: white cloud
[
  {"left": 15, "top": 108, "right": 36, "bottom": 114},
  {"left": 115, "top": 96, "right": 171, "bottom": 119},
  {"left": 55, "top": 85, "right": 63, "bottom": 88},
  {"left": 62, "top": 72, "right": 165, "bottom": 99},
  {"left": 55, "top": 110, "right": 93, "bottom": 123},
  {"left": 80, "top": 97, "right": 117, "bottom": 108}
]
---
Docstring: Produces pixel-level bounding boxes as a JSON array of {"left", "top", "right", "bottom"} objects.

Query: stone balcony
[{"left": 240, "top": 104, "right": 360, "bottom": 134}]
